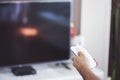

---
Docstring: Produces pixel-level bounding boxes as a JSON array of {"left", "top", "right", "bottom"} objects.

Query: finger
[
  {"left": 71, "top": 56, "right": 75, "bottom": 61},
  {"left": 76, "top": 56, "right": 81, "bottom": 62},
  {"left": 72, "top": 61, "right": 75, "bottom": 67},
  {"left": 72, "top": 59, "right": 79, "bottom": 69},
  {"left": 72, "top": 56, "right": 80, "bottom": 63},
  {"left": 78, "top": 51, "right": 82, "bottom": 56},
  {"left": 72, "top": 57, "right": 76, "bottom": 66},
  {"left": 72, "top": 58, "right": 77, "bottom": 66}
]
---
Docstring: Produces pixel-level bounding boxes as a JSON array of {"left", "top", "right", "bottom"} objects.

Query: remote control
[{"left": 71, "top": 45, "right": 97, "bottom": 68}]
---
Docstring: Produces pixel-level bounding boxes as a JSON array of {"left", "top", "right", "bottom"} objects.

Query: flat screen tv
[{"left": 0, "top": 0, "right": 71, "bottom": 67}]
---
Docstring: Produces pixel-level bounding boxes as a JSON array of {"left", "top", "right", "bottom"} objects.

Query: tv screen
[{"left": 0, "top": 1, "right": 71, "bottom": 66}]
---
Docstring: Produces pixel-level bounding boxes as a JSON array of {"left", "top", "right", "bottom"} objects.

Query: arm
[{"left": 72, "top": 52, "right": 100, "bottom": 80}]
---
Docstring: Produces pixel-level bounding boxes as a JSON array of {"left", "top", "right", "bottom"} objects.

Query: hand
[
  {"left": 72, "top": 51, "right": 90, "bottom": 72},
  {"left": 72, "top": 51, "right": 100, "bottom": 80}
]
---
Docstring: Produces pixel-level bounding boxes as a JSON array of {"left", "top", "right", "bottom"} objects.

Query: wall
[
  {"left": 80, "top": 0, "right": 112, "bottom": 79},
  {"left": 72, "top": 0, "right": 81, "bottom": 34}
]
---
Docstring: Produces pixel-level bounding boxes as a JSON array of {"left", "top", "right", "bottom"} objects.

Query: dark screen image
[{"left": 0, "top": 2, "right": 71, "bottom": 66}]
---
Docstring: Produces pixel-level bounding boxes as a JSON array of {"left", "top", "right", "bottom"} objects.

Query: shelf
[{"left": 0, "top": 63, "right": 104, "bottom": 80}]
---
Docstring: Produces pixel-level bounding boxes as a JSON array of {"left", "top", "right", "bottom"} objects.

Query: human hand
[
  {"left": 72, "top": 51, "right": 100, "bottom": 80},
  {"left": 72, "top": 51, "right": 90, "bottom": 72}
]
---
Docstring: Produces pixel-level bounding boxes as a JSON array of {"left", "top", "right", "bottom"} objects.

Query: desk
[{"left": 0, "top": 63, "right": 104, "bottom": 80}]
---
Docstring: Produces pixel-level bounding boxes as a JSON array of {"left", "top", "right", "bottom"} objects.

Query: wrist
[
  {"left": 78, "top": 67, "right": 100, "bottom": 80},
  {"left": 77, "top": 66, "right": 91, "bottom": 75}
]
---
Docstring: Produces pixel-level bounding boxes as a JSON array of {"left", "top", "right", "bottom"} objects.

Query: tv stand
[
  {"left": 11, "top": 66, "right": 36, "bottom": 76},
  {"left": 0, "top": 63, "right": 104, "bottom": 80},
  {"left": 55, "top": 63, "right": 71, "bottom": 70}
]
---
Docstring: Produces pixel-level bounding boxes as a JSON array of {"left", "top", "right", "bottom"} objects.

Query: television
[{"left": 0, "top": 0, "right": 71, "bottom": 67}]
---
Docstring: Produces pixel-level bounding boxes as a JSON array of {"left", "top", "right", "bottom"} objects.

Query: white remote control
[{"left": 71, "top": 45, "right": 97, "bottom": 68}]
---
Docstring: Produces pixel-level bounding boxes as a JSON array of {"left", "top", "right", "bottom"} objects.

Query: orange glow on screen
[{"left": 19, "top": 27, "right": 38, "bottom": 37}]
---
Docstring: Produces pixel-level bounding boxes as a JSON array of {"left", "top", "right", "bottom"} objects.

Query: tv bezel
[{"left": 0, "top": 0, "right": 73, "bottom": 67}]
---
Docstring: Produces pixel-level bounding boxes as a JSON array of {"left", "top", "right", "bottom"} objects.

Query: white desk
[{"left": 0, "top": 63, "right": 104, "bottom": 80}]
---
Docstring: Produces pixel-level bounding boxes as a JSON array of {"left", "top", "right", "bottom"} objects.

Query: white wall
[
  {"left": 72, "top": 0, "right": 81, "bottom": 34},
  {"left": 80, "top": 0, "right": 111, "bottom": 79}
]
